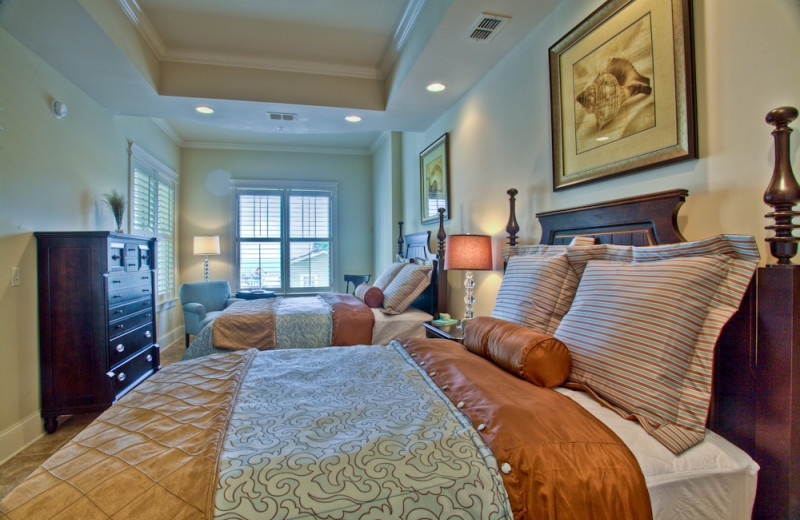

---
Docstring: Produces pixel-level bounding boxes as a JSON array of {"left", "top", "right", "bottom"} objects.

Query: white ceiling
[{"left": 0, "top": 0, "right": 562, "bottom": 152}]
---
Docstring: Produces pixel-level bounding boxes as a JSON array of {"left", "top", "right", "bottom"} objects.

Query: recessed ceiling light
[
  {"left": 195, "top": 105, "right": 215, "bottom": 114},
  {"left": 426, "top": 82, "right": 446, "bottom": 93},
  {"left": 345, "top": 114, "right": 362, "bottom": 123}
]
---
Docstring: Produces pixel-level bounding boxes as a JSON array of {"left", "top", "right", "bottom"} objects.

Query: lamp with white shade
[
  {"left": 444, "top": 234, "right": 493, "bottom": 322},
  {"left": 193, "top": 235, "right": 220, "bottom": 282}
]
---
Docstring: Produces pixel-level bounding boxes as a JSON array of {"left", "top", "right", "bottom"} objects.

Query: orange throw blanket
[
  {"left": 402, "top": 338, "right": 652, "bottom": 520},
  {"left": 318, "top": 292, "right": 375, "bottom": 345},
  {"left": 212, "top": 298, "right": 279, "bottom": 351},
  {"left": 0, "top": 350, "right": 256, "bottom": 520}
]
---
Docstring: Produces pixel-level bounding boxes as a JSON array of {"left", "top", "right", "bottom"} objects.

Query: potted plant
[{"left": 103, "top": 189, "right": 127, "bottom": 232}]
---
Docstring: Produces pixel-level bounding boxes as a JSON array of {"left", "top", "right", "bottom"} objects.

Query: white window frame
[
  {"left": 231, "top": 179, "right": 338, "bottom": 295},
  {"left": 128, "top": 143, "right": 178, "bottom": 304}
]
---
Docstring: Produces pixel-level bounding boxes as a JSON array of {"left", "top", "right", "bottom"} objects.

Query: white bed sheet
[
  {"left": 555, "top": 387, "right": 758, "bottom": 520},
  {"left": 370, "top": 307, "right": 432, "bottom": 344}
]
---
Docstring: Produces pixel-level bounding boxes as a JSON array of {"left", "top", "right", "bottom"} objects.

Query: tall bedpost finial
[
  {"left": 436, "top": 207, "right": 446, "bottom": 259},
  {"left": 764, "top": 106, "right": 800, "bottom": 264},
  {"left": 506, "top": 188, "right": 519, "bottom": 246},
  {"left": 397, "top": 221, "right": 404, "bottom": 258}
]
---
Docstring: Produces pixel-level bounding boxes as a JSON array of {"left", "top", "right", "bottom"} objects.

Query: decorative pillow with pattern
[
  {"left": 554, "top": 235, "right": 759, "bottom": 454},
  {"left": 381, "top": 262, "right": 432, "bottom": 314},
  {"left": 491, "top": 253, "right": 580, "bottom": 335},
  {"left": 372, "top": 261, "right": 407, "bottom": 291}
]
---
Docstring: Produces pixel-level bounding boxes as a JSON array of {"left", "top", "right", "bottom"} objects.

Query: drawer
[
  {"left": 109, "top": 297, "right": 153, "bottom": 322},
  {"left": 107, "top": 273, "right": 153, "bottom": 305},
  {"left": 108, "top": 345, "right": 159, "bottom": 400},
  {"left": 109, "top": 308, "right": 154, "bottom": 340},
  {"left": 108, "top": 322, "right": 155, "bottom": 366}
]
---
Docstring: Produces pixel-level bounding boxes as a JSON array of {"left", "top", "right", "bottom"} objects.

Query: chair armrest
[
  {"left": 225, "top": 297, "right": 243, "bottom": 308},
  {"left": 183, "top": 302, "right": 207, "bottom": 320}
]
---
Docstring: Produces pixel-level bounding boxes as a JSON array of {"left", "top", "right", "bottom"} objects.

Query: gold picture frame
[
  {"left": 549, "top": 0, "right": 696, "bottom": 190},
  {"left": 419, "top": 133, "right": 450, "bottom": 224}
]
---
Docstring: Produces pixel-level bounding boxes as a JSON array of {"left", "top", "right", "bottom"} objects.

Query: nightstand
[{"left": 423, "top": 321, "right": 464, "bottom": 343}]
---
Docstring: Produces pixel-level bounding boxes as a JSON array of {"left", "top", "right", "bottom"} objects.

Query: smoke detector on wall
[{"left": 465, "top": 13, "right": 511, "bottom": 42}]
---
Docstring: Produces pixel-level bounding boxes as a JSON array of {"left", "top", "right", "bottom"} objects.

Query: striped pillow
[
  {"left": 554, "top": 235, "right": 759, "bottom": 454},
  {"left": 373, "top": 261, "right": 407, "bottom": 291},
  {"left": 491, "top": 253, "right": 579, "bottom": 335},
  {"left": 381, "top": 262, "right": 432, "bottom": 314}
]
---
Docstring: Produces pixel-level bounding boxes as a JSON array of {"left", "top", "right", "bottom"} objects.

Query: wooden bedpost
[
  {"left": 751, "top": 106, "right": 800, "bottom": 519},
  {"left": 763, "top": 106, "right": 800, "bottom": 264},
  {"left": 436, "top": 208, "right": 446, "bottom": 258},
  {"left": 506, "top": 188, "right": 519, "bottom": 246},
  {"left": 397, "top": 221, "right": 404, "bottom": 258}
]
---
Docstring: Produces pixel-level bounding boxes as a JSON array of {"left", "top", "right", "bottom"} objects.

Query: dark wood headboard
[
  {"left": 396, "top": 208, "right": 447, "bottom": 318},
  {"left": 535, "top": 189, "right": 688, "bottom": 246}
]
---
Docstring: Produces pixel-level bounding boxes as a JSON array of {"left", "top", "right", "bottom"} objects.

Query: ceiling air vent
[
  {"left": 465, "top": 13, "right": 510, "bottom": 42},
  {"left": 268, "top": 112, "right": 297, "bottom": 122}
]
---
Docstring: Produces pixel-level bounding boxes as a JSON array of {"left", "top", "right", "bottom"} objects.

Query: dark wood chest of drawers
[{"left": 35, "top": 232, "right": 160, "bottom": 433}]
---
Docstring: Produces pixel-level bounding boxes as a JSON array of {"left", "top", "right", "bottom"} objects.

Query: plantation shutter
[{"left": 235, "top": 183, "right": 337, "bottom": 294}]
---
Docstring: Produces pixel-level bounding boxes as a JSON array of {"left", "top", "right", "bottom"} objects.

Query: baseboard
[
  {"left": 0, "top": 412, "right": 43, "bottom": 466},
  {"left": 159, "top": 325, "right": 183, "bottom": 351}
]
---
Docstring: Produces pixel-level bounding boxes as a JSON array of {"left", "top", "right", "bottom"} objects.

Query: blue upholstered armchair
[{"left": 180, "top": 280, "right": 240, "bottom": 346}]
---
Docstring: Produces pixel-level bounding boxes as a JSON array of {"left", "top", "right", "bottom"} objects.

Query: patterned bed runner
[
  {"left": 215, "top": 342, "right": 513, "bottom": 519},
  {"left": 0, "top": 350, "right": 256, "bottom": 520}
]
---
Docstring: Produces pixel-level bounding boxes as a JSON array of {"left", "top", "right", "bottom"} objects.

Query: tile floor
[{"left": 0, "top": 340, "right": 185, "bottom": 501}]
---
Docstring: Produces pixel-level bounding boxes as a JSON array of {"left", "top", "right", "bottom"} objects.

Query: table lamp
[
  {"left": 444, "top": 234, "right": 493, "bottom": 321},
  {"left": 193, "top": 235, "right": 220, "bottom": 282}
]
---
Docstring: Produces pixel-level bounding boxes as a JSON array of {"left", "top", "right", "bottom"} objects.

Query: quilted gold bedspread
[
  {"left": 212, "top": 298, "right": 279, "bottom": 351},
  {"left": 0, "top": 350, "right": 256, "bottom": 520}
]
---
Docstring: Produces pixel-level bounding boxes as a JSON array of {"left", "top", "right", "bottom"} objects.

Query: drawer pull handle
[
  {"left": 146, "top": 354, "right": 153, "bottom": 362},
  {"left": 113, "top": 295, "right": 121, "bottom": 299},
  {"left": 115, "top": 324, "right": 124, "bottom": 330},
  {"left": 142, "top": 289, "right": 149, "bottom": 293},
  {"left": 111, "top": 254, "right": 121, "bottom": 261},
  {"left": 112, "top": 279, "right": 122, "bottom": 284},
  {"left": 115, "top": 344, "right": 125, "bottom": 353},
  {"left": 115, "top": 309, "right": 123, "bottom": 315},
  {"left": 145, "top": 313, "right": 152, "bottom": 318},
  {"left": 144, "top": 330, "right": 152, "bottom": 338},
  {"left": 117, "top": 372, "right": 126, "bottom": 382}
]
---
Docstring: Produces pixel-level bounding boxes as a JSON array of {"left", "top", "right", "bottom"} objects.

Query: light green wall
[
  {"left": 178, "top": 147, "right": 373, "bottom": 292},
  {"left": 402, "top": 0, "right": 800, "bottom": 320},
  {"left": 0, "top": 28, "right": 180, "bottom": 463},
  {"left": 372, "top": 132, "right": 404, "bottom": 272}
]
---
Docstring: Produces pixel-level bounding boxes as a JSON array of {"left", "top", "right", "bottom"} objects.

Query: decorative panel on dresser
[{"left": 35, "top": 232, "right": 160, "bottom": 433}]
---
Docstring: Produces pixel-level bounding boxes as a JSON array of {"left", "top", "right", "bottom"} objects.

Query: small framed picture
[{"left": 419, "top": 133, "right": 450, "bottom": 224}]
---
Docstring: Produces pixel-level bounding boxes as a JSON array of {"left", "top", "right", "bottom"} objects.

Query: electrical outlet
[{"left": 11, "top": 266, "right": 20, "bottom": 287}]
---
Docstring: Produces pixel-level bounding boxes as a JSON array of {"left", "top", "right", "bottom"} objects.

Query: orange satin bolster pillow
[
  {"left": 354, "top": 283, "right": 384, "bottom": 308},
  {"left": 462, "top": 316, "right": 497, "bottom": 358},
  {"left": 464, "top": 317, "right": 571, "bottom": 388}
]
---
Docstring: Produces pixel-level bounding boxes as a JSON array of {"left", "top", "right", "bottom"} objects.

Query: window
[
  {"left": 234, "top": 181, "right": 337, "bottom": 294},
  {"left": 129, "top": 143, "right": 178, "bottom": 302}
]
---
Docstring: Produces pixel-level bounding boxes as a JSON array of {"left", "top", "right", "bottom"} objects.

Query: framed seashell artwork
[{"left": 548, "top": 0, "right": 696, "bottom": 190}]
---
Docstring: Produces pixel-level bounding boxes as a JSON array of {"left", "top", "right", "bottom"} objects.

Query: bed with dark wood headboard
[
  {"left": 397, "top": 206, "right": 448, "bottom": 318},
  {"left": 498, "top": 107, "right": 798, "bottom": 518}
]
